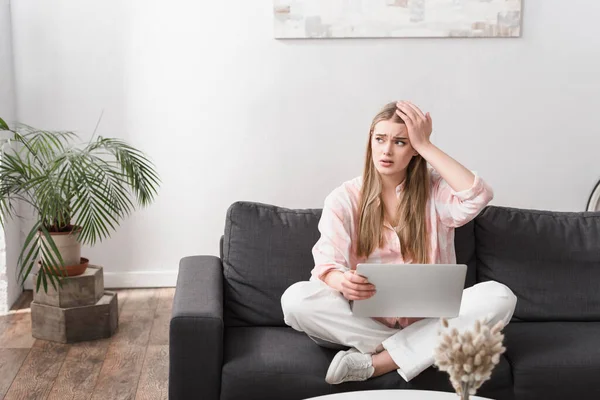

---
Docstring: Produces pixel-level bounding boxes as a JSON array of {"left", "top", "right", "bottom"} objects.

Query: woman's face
[{"left": 371, "top": 119, "right": 417, "bottom": 179}]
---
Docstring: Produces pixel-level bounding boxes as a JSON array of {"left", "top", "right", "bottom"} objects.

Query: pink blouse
[{"left": 310, "top": 168, "right": 494, "bottom": 328}]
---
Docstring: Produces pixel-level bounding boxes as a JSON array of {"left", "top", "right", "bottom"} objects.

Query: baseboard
[
  {"left": 104, "top": 270, "right": 178, "bottom": 288},
  {"left": 24, "top": 270, "right": 178, "bottom": 290}
]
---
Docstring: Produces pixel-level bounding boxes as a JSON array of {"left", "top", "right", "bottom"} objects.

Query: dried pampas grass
[{"left": 434, "top": 318, "right": 506, "bottom": 400}]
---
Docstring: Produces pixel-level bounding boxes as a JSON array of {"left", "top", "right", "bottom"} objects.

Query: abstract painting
[{"left": 273, "top": 0, "right": 522, "bottom": 39}]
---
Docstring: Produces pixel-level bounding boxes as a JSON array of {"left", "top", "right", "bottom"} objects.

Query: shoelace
[
  {"left": 343, "top": 367, "right": 373, "bottom": 382},
  {"left": 347, "top": 355, "right": 372, "bottom": 369},
  {"left": 344, "top": 374, "right": 367, "bottom": 382}
]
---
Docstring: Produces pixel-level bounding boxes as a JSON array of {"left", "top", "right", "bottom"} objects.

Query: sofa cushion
[
  {"left": 222, "top": 202, "right": 477, "bottom": 327},
  {"left": 476, "top": 206, "right": 600, "bottom": 321},
  {"left": 455, "top": 219, "right": 477, "bottom": 289},
  {"left": 505, "top": 322, "right": 600, "bottom": 400},
  {"left": 221, "top": 327, "right": 514, "bottom": 400},
  {"left": 222, "top": 202, "right": 322, "bottom": 326}
]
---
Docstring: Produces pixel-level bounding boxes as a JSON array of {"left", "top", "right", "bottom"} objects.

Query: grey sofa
[{"left": 169, "top": 201, "right": 600, "bottom": 400}]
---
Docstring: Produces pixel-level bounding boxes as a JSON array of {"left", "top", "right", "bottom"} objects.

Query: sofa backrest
[
  {"left": 221, "top": 201, "right": 477, "bottom": 327},
  {"left": 222, "top": 202, "right": 322, "bottom": 327},
  {"left": 475, "top": 206, "right": 600, "bottom": 321}
]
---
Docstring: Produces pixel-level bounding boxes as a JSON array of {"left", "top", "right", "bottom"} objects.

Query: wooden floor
[{"left": 0, "top": 288, "right": 173, "bottom": 400}]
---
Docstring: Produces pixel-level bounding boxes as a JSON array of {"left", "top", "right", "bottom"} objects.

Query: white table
[{"left": 305, "top": 389, "right": 492, "bottom": 400}]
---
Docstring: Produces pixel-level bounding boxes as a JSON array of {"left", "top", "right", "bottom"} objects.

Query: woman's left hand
[
  {"left": 397, "top": 317, "right": 424, "bottom": 328},
  {"left": 395, "top": 101, "right": 433, "bottom": 153}
]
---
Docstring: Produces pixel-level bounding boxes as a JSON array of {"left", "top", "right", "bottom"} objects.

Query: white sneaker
[{"left": 325, "top": 348, "right": 375, "bottom": 384}]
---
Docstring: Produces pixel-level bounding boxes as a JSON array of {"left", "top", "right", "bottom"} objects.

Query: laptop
[{"left": 351, "top": 263, "right": 467, "bottom": 318}]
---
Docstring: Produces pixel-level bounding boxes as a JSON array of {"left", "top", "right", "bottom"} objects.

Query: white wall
[
  {"left": 11, "top": 0, "right": 600, "bottom": 287},
  {"left": 0, "top": 0, "right": 21, "bottom": 310}
]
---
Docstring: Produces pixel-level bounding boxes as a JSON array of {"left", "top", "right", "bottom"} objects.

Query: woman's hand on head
[
  {"left": 341, "top": 270, "right": 377, "bottom": 301},
  {"left": 395, "top": 101, "right": 433, "bottom": 153}
]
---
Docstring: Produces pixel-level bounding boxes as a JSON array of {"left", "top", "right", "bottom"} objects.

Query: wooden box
[
  {"left": 33, "top": 265, "right": 104, "bottom": 308},
  {"left": 31, "top": 291, "right": 118, "bottom": 344}
]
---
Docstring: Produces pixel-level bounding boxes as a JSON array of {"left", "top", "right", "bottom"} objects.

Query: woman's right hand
[{"left": 340, "top": 270, "right": 377, "bottom": 301}]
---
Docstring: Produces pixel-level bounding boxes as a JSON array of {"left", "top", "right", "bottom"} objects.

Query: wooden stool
[{"left": 31, "top": 266, "right": 118, "bottom": 343}]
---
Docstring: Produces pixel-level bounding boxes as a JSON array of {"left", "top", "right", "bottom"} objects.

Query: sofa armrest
[{"left": 169, "top": 256, "right": 224, "bottom": 400}]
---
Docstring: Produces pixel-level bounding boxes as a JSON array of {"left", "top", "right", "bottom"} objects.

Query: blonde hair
[{"left": 356, "top": 102, "right": 430, "bottom": 263}]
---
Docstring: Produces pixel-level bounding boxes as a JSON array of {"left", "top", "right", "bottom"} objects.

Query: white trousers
[{"left": 281, "top": 278, "right": 517, "bottom": 382}]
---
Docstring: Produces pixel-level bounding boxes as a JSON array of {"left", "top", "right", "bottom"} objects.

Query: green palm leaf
[{"left": 1, "top": 120, "right": 160, "bottom": 290}]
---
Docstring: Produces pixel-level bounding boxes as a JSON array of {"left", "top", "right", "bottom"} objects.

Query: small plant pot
[
  {"left": 40, "top": 257, "right": 90, "bottom": 277},
  {"left": 63, "top": 257, "right": 90, "bottom": 276},
  {"left": 39, "top": 226, "right": 83, "bottom": 267}
]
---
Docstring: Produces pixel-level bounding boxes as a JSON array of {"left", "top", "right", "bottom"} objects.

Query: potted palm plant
[{"left": 0, "top": 117, "right": 160, "bottom": 292}]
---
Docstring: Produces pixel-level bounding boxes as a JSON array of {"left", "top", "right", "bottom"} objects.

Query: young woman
[{"left": 280, "top": 101, "right": 517, "bottom": 385}]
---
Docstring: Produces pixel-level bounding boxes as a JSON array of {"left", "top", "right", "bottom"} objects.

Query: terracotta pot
[
  {"left": 62, "top": 257, "right": 89, "bottom": 277},
  {"left": 41, "top": 257, "right": 89, "bottom": 277},
  {"left": 39, "top": 227, "right": 82, "bottom": 267}
]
